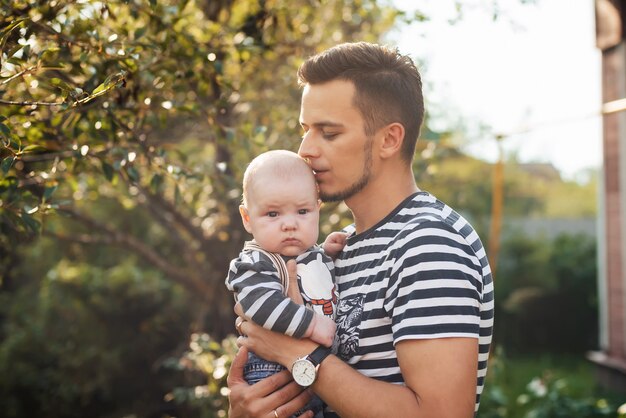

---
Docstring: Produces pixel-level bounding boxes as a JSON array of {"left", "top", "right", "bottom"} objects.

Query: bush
[
  {"left": 164, "top": 333, "right": 238, "bottom": 418},
  {"left": 480, "top": 347, "right": 621, "bottom": 418},
  {"left": 495, "top": 233, "right": 598, "bottom": 354},
  {"left": 0, "top": 258, "right": 192, "bottom": 418}
]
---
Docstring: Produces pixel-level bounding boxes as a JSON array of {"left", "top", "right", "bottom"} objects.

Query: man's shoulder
[{"left": 388, "top": 193, "right": 480, "bottom": 253}]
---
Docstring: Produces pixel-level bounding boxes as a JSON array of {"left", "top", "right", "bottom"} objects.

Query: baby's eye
[
  {"left": 298, "top": 209, "right": 309, "bottom": 215},
  {"left": 267, "top": 211, "right": 278, "bottom": 217}
]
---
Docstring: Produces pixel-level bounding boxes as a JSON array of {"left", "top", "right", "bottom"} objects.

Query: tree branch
[
  {"left": 0, "top": 99, "right": 63, "bottom": 107},
  {"left": 54, "top": 207, "right": 215, "bottom": 299}
]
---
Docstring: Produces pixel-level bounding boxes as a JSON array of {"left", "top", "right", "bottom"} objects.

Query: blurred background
[{"left": 1, "top": 0, "right": 624, "bottom": 417}]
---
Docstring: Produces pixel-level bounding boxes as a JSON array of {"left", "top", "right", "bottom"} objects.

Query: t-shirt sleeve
[
  {"left": 226, "top": 251, "right": 313, "bottom": 338},
  {"left": 383, "top": 220, "right": 483, "bottom": 345}
]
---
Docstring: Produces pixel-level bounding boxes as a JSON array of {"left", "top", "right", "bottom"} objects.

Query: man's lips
[{"left": 312, "top": 168, "right": 327, "bottom": 178}]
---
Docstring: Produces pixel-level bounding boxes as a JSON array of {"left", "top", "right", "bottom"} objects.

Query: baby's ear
[
  {"left": 239, "top": 205, "right": 253, "bottom": 233},
  {"left": 317, "top": 199, "right": 322, "bottom": 209}
]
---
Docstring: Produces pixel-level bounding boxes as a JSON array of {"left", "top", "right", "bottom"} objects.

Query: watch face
[{"left": 292, "top": 359, "right": 316, "bottom": 387}]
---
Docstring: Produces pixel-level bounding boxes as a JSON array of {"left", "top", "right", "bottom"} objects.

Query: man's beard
[{"left": 320, "top": 138, "right": 373, "bottom": 203}]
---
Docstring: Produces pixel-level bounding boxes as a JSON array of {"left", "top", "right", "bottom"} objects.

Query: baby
[{"left": 225, "top": 150, "right": 345, "bottom": 392}]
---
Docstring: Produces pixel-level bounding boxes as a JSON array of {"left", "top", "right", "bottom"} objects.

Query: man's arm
[{"left": 238, "top": 320, "right": 478, "bottom": 418}]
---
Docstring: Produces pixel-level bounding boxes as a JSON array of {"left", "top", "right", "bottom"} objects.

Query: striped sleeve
[
  {"left": 384, "top": 220, "right": 482, "bottom": 344},
  {"left": 225, "top": 251, "right": 313, "bottom": 338}
]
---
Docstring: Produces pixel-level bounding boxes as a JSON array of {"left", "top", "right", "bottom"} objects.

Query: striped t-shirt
[{"left": 333, "top": 191, "right": 494, "bottom": 413}]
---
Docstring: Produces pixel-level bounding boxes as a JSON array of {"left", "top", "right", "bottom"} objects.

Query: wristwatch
[{"left": 291, "top": 345, "right": 332, "bottom": 387}]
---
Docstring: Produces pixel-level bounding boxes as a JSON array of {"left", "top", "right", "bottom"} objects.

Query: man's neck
[{"left": 346, "top": 170, "right": 419, "bottom": 234}]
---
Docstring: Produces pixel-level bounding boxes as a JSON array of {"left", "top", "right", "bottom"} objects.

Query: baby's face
[{"left": 241, "top": 174, "right": 320, "bottom": 257}]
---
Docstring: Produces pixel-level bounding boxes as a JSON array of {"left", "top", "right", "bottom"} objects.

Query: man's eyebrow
[{"left": 300, "top": 121, "right": 344, "bottom": 128}]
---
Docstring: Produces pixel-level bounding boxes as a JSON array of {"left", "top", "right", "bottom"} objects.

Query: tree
[
  {"left": 0, "top": 0, "right": 401, "bottom": 335},
  {"left": 0, "top": 1, "right": 403, "bottom": 416}
]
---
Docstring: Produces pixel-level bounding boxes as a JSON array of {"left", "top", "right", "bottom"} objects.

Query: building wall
[
  {"left": 590, "top": 0, "right": 626, "bottom": 390},
  {"left": 602, "top": 40, "right": 626, "bottom": 362}
]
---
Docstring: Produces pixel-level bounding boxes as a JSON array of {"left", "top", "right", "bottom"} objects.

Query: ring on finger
[
  {"left": 273, "top": 409, "right": 279, "bottom": 418},
  {"left": 235, "top": 319, "right": 245, "bottom": 336}
]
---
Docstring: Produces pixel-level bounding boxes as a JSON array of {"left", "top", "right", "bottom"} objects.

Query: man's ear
[
  {"left": 379, "top": 122, "right": 405, "bottom": 159},
  {"left": 239, "top": 205, "right": 253, "bottom": 233}
]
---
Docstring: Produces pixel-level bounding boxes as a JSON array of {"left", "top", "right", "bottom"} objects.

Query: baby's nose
[{"left": 281, "top": 216, "right": 297, "bottom": 230}]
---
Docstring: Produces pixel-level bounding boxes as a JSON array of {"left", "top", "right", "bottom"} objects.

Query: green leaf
[
  {"left": 174, "top": 185, "right": 181, "bottom": 205},
  {"left": 7, "top": 57, "right": 25, "bottom": 66},
  {"left": 6, "top": 44, "right": 24, "bottom": 59},
  {"left": 0, "top": 18, "right": 27, "bottom": 52},
  {"left": 50, "top": 77, "right": 75, "bottom": 92},
  {"left": 150, "top": 174, "right": 163, "bottom": 192},
  {"left": 134, "top": 27, "right": 147, "bottom": 39},
  {"left": 102, "top": 162, "right": 115, "bottom": 181},
  {"left": 38, "top": 47, "right": 61, "bottom": 61},
  {"left": 0, "top": 122, "right": 10, "bottom": 137},
  {"left": 1, "top": 156, "right": 15, "bottom": 174},
  {"left": 0, "top": 18, "right": 27, "bottom": 39},
  {"left": 126, "top": 166, "right": 139, "bottom": 182},
  {"left": 43, "top": 185, "right": 58, "bottom": 201},
  {"left": 20, "top": 212, "right": 41, "bottom": 234},
  {"left": 21, "top": 144, "right": 46, "bottom": 153},
  {"left": 92, "top": 71, "right": 127, "bottom": 96}
]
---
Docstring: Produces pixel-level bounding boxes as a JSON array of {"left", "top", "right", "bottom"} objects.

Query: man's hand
[{"left": 227, "top": 346, "right": 314, "bottom": 418}]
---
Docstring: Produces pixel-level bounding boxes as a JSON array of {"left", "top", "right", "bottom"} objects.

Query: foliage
[
  {"left": 0, "top": 0, "right": 400, "bottom": 417},
  {"left": 0, "top": 0, "right": 402, "bottom": 335},
  {"left": 495, "top": 232, "right": 598, "bottom": 354},
  {"left": 0, "top": 1, "right": 403, "bottom": 416},
  {"left": 163, "top": 333, "right": 238, "bottom": 418},
  {"left": 168, "top": 342, "right": 625, "bottom": 418},
  {"left": 480, "top": 348, "right": 622, "bottom": 418},
  {"left": 413, "top": 135, "right": 597, "bottom": 239},
  {"left": 0, "top": 256, "right": 192, "bottom": 418}
]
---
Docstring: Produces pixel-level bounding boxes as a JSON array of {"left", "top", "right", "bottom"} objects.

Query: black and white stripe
[{"left": 333, "top": 192, "right": 494, "bottom": 412}]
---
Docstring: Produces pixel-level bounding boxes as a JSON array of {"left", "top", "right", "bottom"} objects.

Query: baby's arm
[
  {"left": 322, "top": 231, "right": 348, "bottom": 259},
  {"left": 226, "top": 257, "right": 315, "bottom": 338},
  {"left": 303, "top": 313, "right": 336, "bottom": 347}
]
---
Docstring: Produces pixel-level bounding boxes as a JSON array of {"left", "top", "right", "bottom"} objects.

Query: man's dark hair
[{"left": 297, "top": 42, "right": 425, "bottom": 162}]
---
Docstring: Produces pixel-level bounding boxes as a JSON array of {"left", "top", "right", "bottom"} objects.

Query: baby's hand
[
  {"left": 322, "top": 231, "right": 348, "bottom": 259},
  {"left": 306, "top": 314, "right": 336, "bottom": 348}
]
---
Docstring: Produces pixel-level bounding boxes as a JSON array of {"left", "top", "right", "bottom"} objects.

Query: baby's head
[{"left": 240, "top": 150, "right": 320, "bottom": 256}]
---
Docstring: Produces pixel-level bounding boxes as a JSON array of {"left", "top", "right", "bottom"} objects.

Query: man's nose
[{"left": 298, "top": 131, "right": 318, "bottom": 160}]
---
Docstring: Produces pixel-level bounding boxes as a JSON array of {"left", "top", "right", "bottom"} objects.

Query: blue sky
[{"left": 389, "top": 0, "right": 601, "bottom": 181}]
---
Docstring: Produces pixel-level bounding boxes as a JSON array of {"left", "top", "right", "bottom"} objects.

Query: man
[{"left": 227, "top": 42, "right": 494, "bottom": 418}]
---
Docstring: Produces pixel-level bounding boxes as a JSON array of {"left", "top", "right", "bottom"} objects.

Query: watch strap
[{"left": 307, "top": 345, "right": 332, "bottom": 366}]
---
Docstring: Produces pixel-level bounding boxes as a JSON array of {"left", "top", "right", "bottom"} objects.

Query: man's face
[
  {"left": 298, "top": 79, "right": 373, "bottom": 203},
  {"left": 240, "top": 173, "right": 320, "bottom": 257}
]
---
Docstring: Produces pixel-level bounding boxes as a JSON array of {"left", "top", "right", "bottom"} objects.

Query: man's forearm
[
  {"left": 309, "top": 356, "right": 421, "bottom": 418},
  {"left": 234, "top": 313, "right": 475, "bottom": 418}
]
